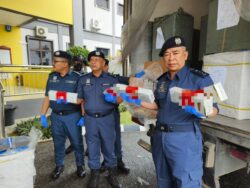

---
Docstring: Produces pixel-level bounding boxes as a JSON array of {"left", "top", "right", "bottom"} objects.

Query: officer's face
[
  {"left": 163, "top": 47, "right": 188, "bottom": 72},
  {"left": 53, "top": 57, "right": 69, "bottom": 72},
  {"left": 89, "top": 56, "right": 105, "bottom": 71}
]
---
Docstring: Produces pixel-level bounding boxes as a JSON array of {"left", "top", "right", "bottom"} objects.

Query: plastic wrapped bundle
[
  {"left": 125, "top": 103, "right": 157, "bottom": 120},
  {"left": 0, "top": 127, "right": 41, "bottom": 188},
  {"left": 124, "top": 103, "right": 157, "bottom": 130},
  {"left": 143, "top": 63, "right": 164, "bottom": 82},
  {"left": 135, "top": 62, "right": 164, "bottom": 82}
]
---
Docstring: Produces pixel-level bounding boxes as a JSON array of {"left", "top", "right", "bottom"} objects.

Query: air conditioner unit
[
  {"left": 35, "top": 26, "right": 48, "bottom": 37},
  {"left": 91, "top": 18, "right": 102, "bottom": 30}
]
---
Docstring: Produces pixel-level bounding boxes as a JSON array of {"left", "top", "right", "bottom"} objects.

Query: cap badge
[
  {"left": 175, "top": 38, "right": 182, "bottom": 45},
  {"left": 55, "top": 51, "right": 60, "bottom": 56},
  {"left": 96, "top": 51, "right": 100, "bottom": 55}
]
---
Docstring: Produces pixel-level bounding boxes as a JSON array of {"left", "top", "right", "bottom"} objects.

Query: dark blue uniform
[
  {"left": 77, "top": 72, "right": 120, "bottom": 169},
  {"left": 152, "top": 66, "right": 218, "bottom": 188},
  {"left": 45, "top": 71, "right": 84, "bottom": 167}
]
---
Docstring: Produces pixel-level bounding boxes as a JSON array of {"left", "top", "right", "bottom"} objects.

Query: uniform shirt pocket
[
  {"left": 82, "top": 83, "right": 94, "bottom": 99},
  {"left": 64, "top": 80, "right": 77, "bottom": 92}
]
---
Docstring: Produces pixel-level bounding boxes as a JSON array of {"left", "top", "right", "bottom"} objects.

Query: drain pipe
[{"left": 0, "top": 81, "right": 6, "bottom": 138}]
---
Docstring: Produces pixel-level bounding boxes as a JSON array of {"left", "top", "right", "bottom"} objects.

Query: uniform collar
[
  {"left": 91, "top": 71, "right": 105, "bottom": 78},
  {"left": 55, "top": 70, "right": 71, "bottom": 77},
  {"left": 175, "top": 65, "right": 189, "bottom": 81}
]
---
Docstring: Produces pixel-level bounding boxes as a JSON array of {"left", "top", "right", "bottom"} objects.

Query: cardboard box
[{"left": 203, "top": 51, "right": 250, "bottom": 120}]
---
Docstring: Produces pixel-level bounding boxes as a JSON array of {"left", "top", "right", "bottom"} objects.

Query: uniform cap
[
  {"left": 159, "top": 36, "right": 186, "bottom": 57},
  {"left": 53, "top": 50, "right": 72, "bottom": 61},
  {"left": 87, "top": 50, "right": 105, "bottom": 61}
]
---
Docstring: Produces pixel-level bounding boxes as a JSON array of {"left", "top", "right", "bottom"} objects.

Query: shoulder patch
[
  {"left": 190, "top": 68, "right": 209, "bottom": 78},
  {"left": 157, "top": 72, "right": 168, "bottom": 81}
]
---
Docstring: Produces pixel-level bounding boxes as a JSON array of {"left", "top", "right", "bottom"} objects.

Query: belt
[
  {"left": 156, "top": 122, "right": 194, "bottom": 132},
  {"left": 52, "top": 110, "right": 78, "bottom": 116},
  {"left": 85, "top": 110, "right": 113, "bottom": 118}
]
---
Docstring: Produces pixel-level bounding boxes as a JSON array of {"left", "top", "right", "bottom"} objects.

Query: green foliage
[
  {"left": 67, "top": 46, "right": 89, "bottom": 59},
  {"left": 16, "top": 117, "right": 52, "bottom": 140},
  {"left": 118, "top": 104, "right": 127, "bottom": 113},
  {"left": 120, "top": 111, "right": 133, "bottom": 125}
]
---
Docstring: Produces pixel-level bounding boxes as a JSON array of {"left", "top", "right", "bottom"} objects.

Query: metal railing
[{"left": 0, "top": 65, "right": 52, "bottom": 97}]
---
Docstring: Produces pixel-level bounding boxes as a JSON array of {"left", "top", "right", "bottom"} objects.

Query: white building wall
[
  {"left": 115, "top": 44, "right": 121, "bottom": 55},
  {"left": 85, "top": 0, "right": 113, "bottom": 35},
  {"left": 115, "top": 0, "right": 123, "bottom": 37},
  {"left": 78, "top": 0, "right": 124, "bottom": 69},
  {"left": 84, "top": 0, "right": 123, "bottom": 37},
  {"left": 62, "top": 35, "right": 70, "bottom": 51},
  {"left": 20, "top": 28, "right": 33, "bottom": 65},
  {"left": 83, "top": 39, "right": 113, "bottom": 54}
]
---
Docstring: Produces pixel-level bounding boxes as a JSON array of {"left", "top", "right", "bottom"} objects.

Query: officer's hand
[
  {"left": 40, "top": 115, "right": 49, "bottom": 128},
  {"left": 56, "top": 98, "right": 67, "bottom": 104},
  {"left": 104, "top": 93, "right": 117, "bottom": 104},
  {"left": 120, "top": 93, "right": 133, "bottom": 103},
  {"left": 76, "top": 116, "right": 85, "bottom": 127},
  {"left": 135, "top": 70, "right": 145, "bottom": 78},
  {"left": 184, "top": 106, "right": 205, "bottom": 119}
]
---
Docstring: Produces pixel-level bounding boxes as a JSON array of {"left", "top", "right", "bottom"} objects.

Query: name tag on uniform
[
  {"left": 102, "top": 83, "right": 111, "bottom": 86},
  {"left": 65, "top": 80, "right": 76, "bottom": 84},
  {"left": 49, "top": 77, "right": 59, "bottom": 83}
]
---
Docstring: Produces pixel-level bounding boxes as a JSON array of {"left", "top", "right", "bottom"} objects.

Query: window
[
  {"left": 27, "top": 37, "right": 53, "bottom": 66},
  {"left": 96, "top": 0, "right": 110, "bottom": 10},
  {"left": 117, "top": 3, "right": 123, "bottom": 16},
  {"left": 96, "top": 47, "right": 110, "bottom": 57},
  {"left": 0, "top": 46, "right": 12, "bottom": 65}
]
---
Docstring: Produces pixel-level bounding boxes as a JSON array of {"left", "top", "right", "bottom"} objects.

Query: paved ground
[
  {"left": 34, "top": 131, "right": 156, "bottom": 188},
  {"left": 34, "top": 128, "right": 250, "bottom": 188}
]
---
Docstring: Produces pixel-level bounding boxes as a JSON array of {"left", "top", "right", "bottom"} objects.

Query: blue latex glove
[
  {"left": 135, "top": 70, "right": 145, "bottom": 78},
  {"left": 76, "top": 116, "right": 85, "bottom": 127},
  {"left": 184, "top": 106, "right": 205, "bottom": 119},
  {"left": 104, "top": 93, "right": 117, "bottom": 104},
  {"left": 56, "top": 98, "right": 67, "bottom": 104},
  {"left": 134, "top": 99, "right": 142, "bottom": 106},
  {"left": 40, "top": 115, "right": 49, "bottom": 128},
  {"left": 120, "top": 93, "right": 133, "bottom": 103}
]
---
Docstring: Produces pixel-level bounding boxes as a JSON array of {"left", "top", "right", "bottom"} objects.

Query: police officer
[
  {"left": 72, "top": 55, "right": 88, "bottom": 74},
  {"left": 65, "top": 55, "right": 88, "bottom": 154},
  {"left": 40, "top": 50, "right": 86, "bottom": 180},
  {"left": 140, "top": 36, "right": 219, "bottom": 188},
  {"left": 77, "top": 51, "right": 122, "bottom": 188},
  {"left": 100, "top": 58, "right": 130, "bottom": 174}
]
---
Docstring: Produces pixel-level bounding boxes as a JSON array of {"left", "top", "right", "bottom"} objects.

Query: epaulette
[
  {"left": 190, "top": 68, "right": 209, "bottom": 78},
  {"left": 73, "top": 71, "right": 82, "bottom": 76},
  {"left": 49, "top": 71, "right": 56, "bottom": 75},
  {"left": 80, "top": 72, "right": 91, "bottom": 77},
  {"left": 107, "top": 72, "right": 118, "bottom": 78},
  {"left": 157, "top": 72, "right": 168, "bottom": 81}
]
